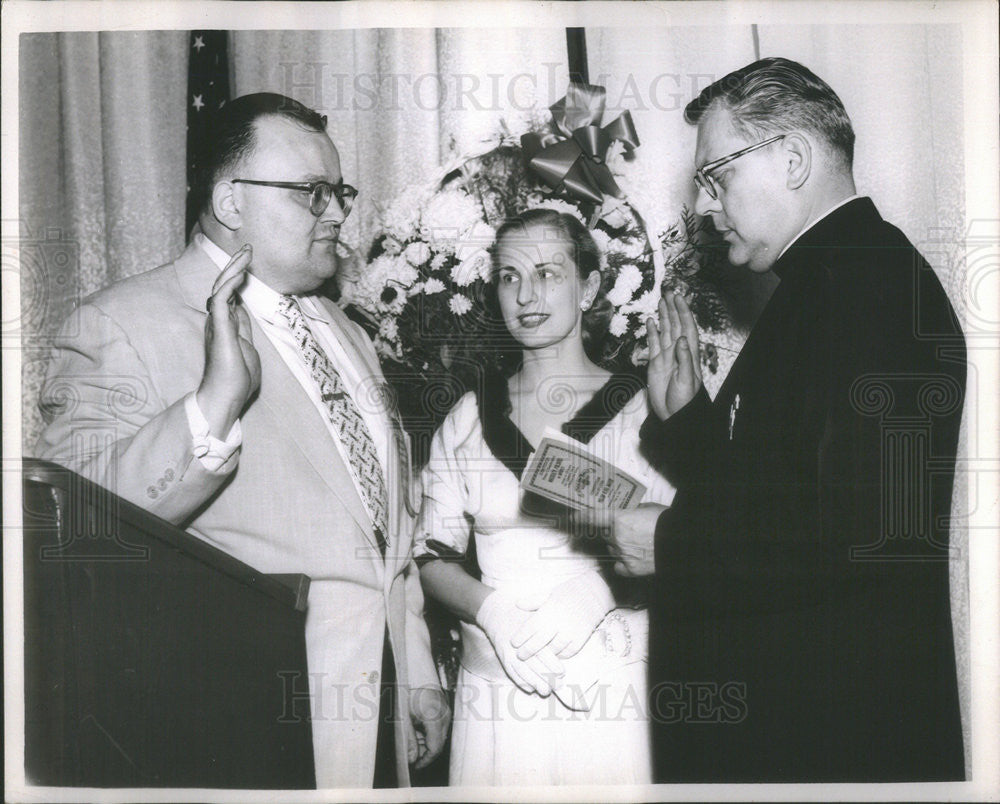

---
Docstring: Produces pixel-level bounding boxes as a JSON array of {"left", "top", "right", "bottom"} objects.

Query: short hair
[
  {"left": 190, "top": 92, "right": 328, "bottom": 218},
  {"left": 489, "top": 208, "right": 611, "bottom": 364},
  {"left": 685, "top": 57, "right": 855, "bottom": 168}
]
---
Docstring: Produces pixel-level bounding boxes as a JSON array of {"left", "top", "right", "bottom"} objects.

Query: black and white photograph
[{"left": 3, "top": 1, "right": 998, "bottom": 801}]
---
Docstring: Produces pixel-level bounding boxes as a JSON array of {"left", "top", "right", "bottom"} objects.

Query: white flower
[
  {"left": 609, "top": 312, "right": 629, "bottom": 337},
  {"left": 403, "top": 240, "right": 432, "bottom": 266},
  {"left": 534, "top": 197, "right": 586, "bottom": 224},
  {"left": 430, "top": 253, "right": 448, "bottom": 272},
  {"left": 628, "top": 289, "right": 661, "bottom": 319},
  {"left": 598, "top": 196, "right": 630, "bottom": 229},
  {"left": 589, "top": 228, "right": 611, "bottom": 269},
  {"left": 378, "top": 317, "right": 400, "bottom": 341},
  {"left": 449, "top": 294, "right": 473, "bottom": 316},
  {"left": 607, "top": 264, "right": 644, "bottom": 307},
  {"left": 452, "top": 248, "right": 491, "bottom": 287},
  {"left": 589, "top": 228, "right": 612, "bottom": 253},
  {"left": 355, "top": 254, "right": 417, "bottom": 315},
  {"left": 382, "top": 235, "right": 404, "bottom": 256},
  {"left": 420, "top": 189, "right": 483, "bottom": 252},
  {"left": 457, "top": 220, "right": 496, "bottom": 252},
  {"left": 605, "top": 237, "right": 629, "bottom": 255},
  {"left": 422, "top": 277, "right": 446, "bottom": 294},
  {"left": 382, "top": 184, "right": 431, "bottom": 243},
  {"left": 374, "top": 335, "right": 403, "bottom": 361},
  {"left": 622, "top": 235, "right": 647, "bottom": 260}
]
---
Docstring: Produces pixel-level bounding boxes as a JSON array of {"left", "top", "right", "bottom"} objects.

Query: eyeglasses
[
  {"left": 693, "top": 134, "right": 786, "bottom": 200},
  {"left": 232, "top": 179, "right": 358, "bottom": 217}
]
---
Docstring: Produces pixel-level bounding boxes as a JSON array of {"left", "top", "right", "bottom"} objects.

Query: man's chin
[
  {"left": 727, "top": 244, "right": 750, "bottom": 269},
  {"left": 730, "top": 245, "right": 775, "bottom": 274}
]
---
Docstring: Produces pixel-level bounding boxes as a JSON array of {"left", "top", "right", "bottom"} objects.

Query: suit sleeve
[
  {"left": 396, "top": 421, "right": 443, "bottom": 692},
  {"left": 34, "top": 302, "right": 236, "bottom": 525},
  {"left": 641, "top": 264, "right": 953, "bottom": 618},
  {"left": 402, "top": 556, "right": 443, "bottom": 690},
  {"left": 639, "top": 387, "right": 725, "bottom": 488}
]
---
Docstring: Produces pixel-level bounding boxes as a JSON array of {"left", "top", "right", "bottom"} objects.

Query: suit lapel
[
  {"left": 318, "top": 300, "right": 413, "bottom": 578},
  {"left": 250, "top": 314, "right": 387, "bottom": 562},
  {"left": 172, "top": 240, "right": 386, "bottom": 561}
]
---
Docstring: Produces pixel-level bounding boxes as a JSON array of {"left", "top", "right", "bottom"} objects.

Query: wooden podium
[{"left": 22, "top": 459, "right": 316, "bottom": 788}]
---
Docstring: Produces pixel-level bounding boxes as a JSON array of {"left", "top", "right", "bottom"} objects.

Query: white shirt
[
  {"left": 186, "top": 234, "right": 391, "bottom": 506},
  {"left": 776, "top": 194, "right": 863, "bottom": 262}
]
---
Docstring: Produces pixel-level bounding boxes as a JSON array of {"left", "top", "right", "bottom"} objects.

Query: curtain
[
  {"left": 17, "top": 26, "right": 969, "bottom": 763},
  {"left": 19, "top": 31, "right": 188, "bottom": 448},
  {"left": 230, "top": 28, "right": 569, "bottom": 254}
]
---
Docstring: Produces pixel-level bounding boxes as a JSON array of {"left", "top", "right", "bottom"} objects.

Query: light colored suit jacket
[{"left": 35, "top": 241, "right": 440, "bottom": 788}]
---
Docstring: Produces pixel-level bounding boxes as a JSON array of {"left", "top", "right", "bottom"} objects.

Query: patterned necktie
[{"left": 278, "top": 295, "right": 389, "bottom": 554}]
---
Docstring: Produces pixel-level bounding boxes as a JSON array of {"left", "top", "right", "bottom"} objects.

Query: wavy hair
[
  {"left": 685, "top": 57, "right": 855, "bottom": 168},
  {"left": 485, "top": 208, "right": 613, "bottom": 369}
]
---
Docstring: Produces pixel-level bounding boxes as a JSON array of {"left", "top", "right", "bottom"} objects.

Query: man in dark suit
[{"left": 608, "top": 58, "right": 966, "bottom": 781}]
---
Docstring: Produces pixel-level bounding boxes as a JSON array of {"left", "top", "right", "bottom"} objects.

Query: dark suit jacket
[{"left": 640, "top": 198, "right": 966, "bottom": 781}]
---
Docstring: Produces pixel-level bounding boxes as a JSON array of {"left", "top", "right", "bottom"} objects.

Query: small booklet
[{"left": 519, "top": 427, "right": 647, "bottom": 512}]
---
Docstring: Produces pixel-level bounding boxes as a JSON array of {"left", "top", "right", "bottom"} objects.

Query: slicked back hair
[
  {"left": 685, "top": 57, "right": 855, "bottom": 169},
  {"left": 191, "top": 92, "right": 328, "bottom": 218}
]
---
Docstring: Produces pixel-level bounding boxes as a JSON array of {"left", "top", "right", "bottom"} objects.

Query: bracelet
[{"left": 603, "top": 610, "right": 633, "bottom": 658}]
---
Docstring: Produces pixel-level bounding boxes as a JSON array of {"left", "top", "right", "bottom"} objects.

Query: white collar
[
  {"left": 776, "top": 194, "right": 863, "bottom": 261},
  {"left": 193, "top": 232, "right": 331, "bottom": 325}
]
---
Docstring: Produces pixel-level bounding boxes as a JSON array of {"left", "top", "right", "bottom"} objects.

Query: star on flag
[{"left": 186, "top": 30, "right": 230, "bottom": 233}]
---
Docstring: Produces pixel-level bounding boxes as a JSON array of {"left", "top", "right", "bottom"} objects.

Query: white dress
[{"left": 414, "top": 384, "right": 675, "bottom": 786}]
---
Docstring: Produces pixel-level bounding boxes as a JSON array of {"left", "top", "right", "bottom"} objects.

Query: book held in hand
[{"left": 519, "top": 428, "right": 647, "bottom": 512}]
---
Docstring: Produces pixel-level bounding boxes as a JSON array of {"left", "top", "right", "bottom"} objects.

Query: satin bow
[{"left": 521, "top": 82, "right": 640, "bottom": 211}]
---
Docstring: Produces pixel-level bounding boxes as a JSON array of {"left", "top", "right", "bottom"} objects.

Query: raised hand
[
  {"left": 646, "top": 292, "right": 703, "bottom": 420},
  {"left": 196, "top": 245, "right": 261, "bottom": 436}
]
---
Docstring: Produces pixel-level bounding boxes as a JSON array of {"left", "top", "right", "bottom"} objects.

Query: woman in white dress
[{"left": 414, "top": 208, "right": 675, "bottom": 786}]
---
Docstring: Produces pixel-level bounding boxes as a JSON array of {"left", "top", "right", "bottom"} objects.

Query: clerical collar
[{"left": 775, "top": 194, "right": 864, "bottom": 263}]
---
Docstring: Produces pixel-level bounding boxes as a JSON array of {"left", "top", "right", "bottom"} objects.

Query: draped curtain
[
  {"left": 229, "top": 28, "right": 570, "bottom": 254},
  {"left": 18, "top": 31, "right": 188, "bottom": 447},
  {"left": 17, "top": 24, "right": 968, "bottom": 765}
]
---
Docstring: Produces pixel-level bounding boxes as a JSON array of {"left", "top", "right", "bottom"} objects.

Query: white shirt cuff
[{"left": 184, "top": 392, "right": 242, "bottom": 473}]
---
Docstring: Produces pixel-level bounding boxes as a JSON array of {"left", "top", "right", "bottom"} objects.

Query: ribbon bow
[{"left": 521, "top": 82, "right": 640, "bottom": 213}]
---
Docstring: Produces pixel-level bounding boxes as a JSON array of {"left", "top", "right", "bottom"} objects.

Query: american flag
[{"left": 186, "top": 31, "right": 231, "bottom": 236}]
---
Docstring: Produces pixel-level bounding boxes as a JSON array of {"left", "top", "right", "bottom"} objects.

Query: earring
[{"left": 580, "top": 298, "right": 593, "bottom": 312}]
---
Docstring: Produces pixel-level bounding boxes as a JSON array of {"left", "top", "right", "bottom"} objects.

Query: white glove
[
  {"left": 475, "top": 590, "right": 565, "bottom": 696},
  {"left": 511, "top": 571, "right": 616, "bottom": 660}
]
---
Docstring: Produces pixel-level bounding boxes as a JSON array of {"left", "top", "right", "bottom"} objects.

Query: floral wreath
[{"left": 339, "top": 82, "right": 734, "bottom": 445}]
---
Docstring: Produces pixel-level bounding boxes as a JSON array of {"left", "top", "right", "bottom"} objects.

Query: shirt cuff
[{"left": 184, "top": 392, "right": 242, "bottom": 473}]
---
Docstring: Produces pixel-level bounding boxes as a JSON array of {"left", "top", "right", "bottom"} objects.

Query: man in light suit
[{"left": 35, "top": 92, "right": 449, "bottom": 788}]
